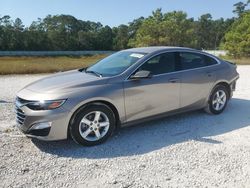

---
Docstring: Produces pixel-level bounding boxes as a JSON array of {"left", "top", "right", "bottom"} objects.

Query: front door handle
[{"left": 169, "top": 78, "right": 179, "bottom": 83}]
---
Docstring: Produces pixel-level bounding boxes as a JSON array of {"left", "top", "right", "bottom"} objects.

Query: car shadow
[
  {"left": 32, "top": 98, "right": 250, "bottom": 159},
  {"left": 0, "top": 100, "right": 12, "bottom": 104}
]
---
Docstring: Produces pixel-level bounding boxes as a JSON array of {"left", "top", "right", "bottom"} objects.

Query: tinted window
[
  {"left": 138, "top": 52, "right": 177, "bottom": 75},
  {"left": 204, "top": 55, "right": 218, "bottom": 66},
  {"left": 179, "top": 52, "right": 218, "bottom": 70},
  {"left": 179, "top": 52, "right": 206, "bottom": 70}
]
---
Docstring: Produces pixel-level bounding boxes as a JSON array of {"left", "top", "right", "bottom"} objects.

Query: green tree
[
  {"left": 195, "top": 15, "right": 234, "bottom": 50},
  {"left": 0, "top": 1, "right": 246, "bottom": 52},
  {"left": 112, "top": 25, "right": 129, "bottom": 50},
  {"left": 195, "top": 14, "right": 214, "bottom": 49},
  {"left": 128, "top": 17, "right": 144, "bottom": 40},
  {"left": 233, "top": 1, "right": 250, "bottom": 16},
  {"left": 224, "top": 11, "right": 250, "bottom": 57},
  {"left": 78, "top": 31, "right": 97, "bottom": 50},
  {"left": 24, "top": 18, "right": 51, "bottom": 50},
  {"left": 130, "top": 10, "right": 195, "bottom": 47},
  {"left": 11, "top": 18, "right": 25, "bottom": 50},
  {"left": 96, "top": 26, "right": 113, "bottom": 50},
  {"left": 43, "top": 15, "right": 80, "bottom": 50},
  {"left": 0, "top": 15, "right": 13, "bottom": 50}
]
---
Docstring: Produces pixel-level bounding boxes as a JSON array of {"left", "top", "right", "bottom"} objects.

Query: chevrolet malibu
[{"left": 15, "top": 47, "right": 239, "bottom": 146}]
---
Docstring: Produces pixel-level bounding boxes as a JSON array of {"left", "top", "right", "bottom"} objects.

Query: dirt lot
[{"left": 1, "top": 66, "right": 250, "bottom": 188}]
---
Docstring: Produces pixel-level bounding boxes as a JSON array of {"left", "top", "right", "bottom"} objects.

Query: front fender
[{"left": 64, "top": 83, "right": 126, "bottom": 127}]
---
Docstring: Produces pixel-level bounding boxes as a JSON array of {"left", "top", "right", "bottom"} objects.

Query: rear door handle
[
  {"left": 206, "top": 72, "right": 212, "bottom": 77},
  {"left": 169, "top": 78, "right": 180, "bottom": 83}
]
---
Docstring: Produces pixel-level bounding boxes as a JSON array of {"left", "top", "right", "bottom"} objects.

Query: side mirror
[{"left": 130, "top": 70, "right": 152, "bottom": 80}]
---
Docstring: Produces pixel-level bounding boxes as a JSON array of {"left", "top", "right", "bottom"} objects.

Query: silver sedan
[{"left": 15, "top": 47, "right": 239, "bottom": 146}]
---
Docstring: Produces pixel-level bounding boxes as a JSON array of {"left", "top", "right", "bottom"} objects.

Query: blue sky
[{"left": 1, "top": 0, "right": 242, "bottom": 27}]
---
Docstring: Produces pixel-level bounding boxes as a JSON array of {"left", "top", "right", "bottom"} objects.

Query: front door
[{"left": 123, "top": 52, "right": 181, "bottom": 122}]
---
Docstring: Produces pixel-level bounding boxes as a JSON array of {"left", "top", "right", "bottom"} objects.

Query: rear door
[{"left": 178, "top": 51, "right": 218, "bottom": 109}]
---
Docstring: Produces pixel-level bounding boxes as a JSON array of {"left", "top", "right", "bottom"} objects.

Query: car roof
[{"left": 123, "top": 46, "right": 195, "bottom": 54}]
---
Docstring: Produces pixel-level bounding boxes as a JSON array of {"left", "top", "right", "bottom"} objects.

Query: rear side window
[
  {"left": 204, "top": 55, "right": 218, "bottom": 66},
  {"left": 179, "top": 52, "right": 206, "bottom": 70},
  {"left": 139, "top": 52, "right": 177, "bottom": 75},
  {"left": 179, "top": 52, "right": 218, "bottom": 70}
]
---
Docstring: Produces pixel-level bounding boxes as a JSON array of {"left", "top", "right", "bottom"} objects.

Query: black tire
[
  {"left": 205, "top": 85, "right": 229, "bottom": 115},
  {"left": 70, "top": 103, "right": 116, "bottom": 146}
]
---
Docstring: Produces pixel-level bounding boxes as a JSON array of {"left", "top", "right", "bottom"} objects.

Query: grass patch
[
  {"left": 0, "top": 55, "right": 107, "bottom": 75},
  {"left": 219, "top": 56, "right": 250, "bottom": 65},
  {"left": 0, "top": 55, "right": 249, "bottom": 75}
]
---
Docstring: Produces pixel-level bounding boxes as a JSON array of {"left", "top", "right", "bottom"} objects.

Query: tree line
[{"left": 0, "top": 1, "right": 250, "bottom": 56}]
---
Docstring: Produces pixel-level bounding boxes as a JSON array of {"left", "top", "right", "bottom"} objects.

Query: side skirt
[{"left": 121, "top": 104, "right": 204, "bottom": 128}]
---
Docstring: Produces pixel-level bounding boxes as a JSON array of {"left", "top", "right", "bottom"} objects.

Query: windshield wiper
[{"left": 85, "top": 70, "right": 102, "bottom": 77}]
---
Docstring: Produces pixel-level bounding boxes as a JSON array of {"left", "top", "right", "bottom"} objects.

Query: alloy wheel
[
  {"left": 79, "top": 111, "right": 110, "bottom": 141},
  {"left": 212, "top": 90, "right": 227, "bottom": 111}
]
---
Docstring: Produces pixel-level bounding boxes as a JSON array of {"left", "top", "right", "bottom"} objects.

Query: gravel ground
[{"left": 1, "top": 66, "right": 250, "bottom": 188}]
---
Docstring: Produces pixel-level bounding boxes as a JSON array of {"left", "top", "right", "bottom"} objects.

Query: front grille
[
  {"left": 15, "top": 97, "right": 27, "bottom": 125},
  {"left": 15, "top": 106, "right": 26, "bottom": 125}
]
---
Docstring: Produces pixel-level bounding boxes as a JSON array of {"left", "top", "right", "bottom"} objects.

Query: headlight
[{"left": 26, "top": 99, "right": 66, "bottom": 110}]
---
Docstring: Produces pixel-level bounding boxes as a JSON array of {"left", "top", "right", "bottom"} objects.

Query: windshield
[{"left": 85, "top": 51, "right": 146, "bottom": 77}]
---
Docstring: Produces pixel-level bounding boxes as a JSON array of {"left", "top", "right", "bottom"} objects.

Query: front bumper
[{"left": 15, "top": 100, "right": 72, "bottom": 141}]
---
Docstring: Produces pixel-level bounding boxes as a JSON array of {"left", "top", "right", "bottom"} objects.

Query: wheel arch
[
  {"left": 67, "top": 99, "right": 121, "bottom": 138},
  {"left": 213, "top": 81, "right": 231, "bottom": 96},
  {"left": 206, "top": 80, "right": 231, "bottom": 103}
]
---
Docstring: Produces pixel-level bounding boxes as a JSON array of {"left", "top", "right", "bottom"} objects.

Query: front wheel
[
  {"left": 70, "top": 103, "right": 116, "bottom": 146},
  {"left": 205, "top": 85, "right": 229, "bottom": 115}
]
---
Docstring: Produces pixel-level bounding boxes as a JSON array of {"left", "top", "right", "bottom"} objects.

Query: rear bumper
[{"left": 229, "top": 75, "right": 239, "bottom": 98}]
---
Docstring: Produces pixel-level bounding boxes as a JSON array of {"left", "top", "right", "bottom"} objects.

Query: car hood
[{"left": 22, "top": 70, "right": 108, "bottom": 94}]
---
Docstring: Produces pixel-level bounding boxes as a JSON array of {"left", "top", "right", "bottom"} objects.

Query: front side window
[
  {"left": 86, "top": 51, "right": 146, "bottom": 77},
  {"left": 138, "top": 52, "right": 177, "bottom": 75}
]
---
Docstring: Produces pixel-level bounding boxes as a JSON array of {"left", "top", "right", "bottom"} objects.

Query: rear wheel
[
  {"left": 205, "top": 85, "right": 229, "bottom": 115},
  {"left": 70, "top": 103, "right": 116, "bottom": 146}
]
